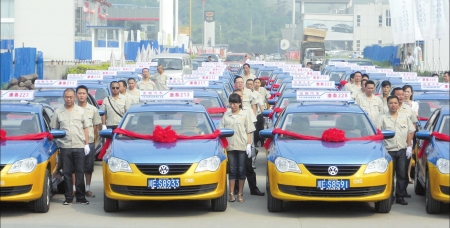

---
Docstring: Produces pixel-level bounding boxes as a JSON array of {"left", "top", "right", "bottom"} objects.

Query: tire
[
  {"left": 425, "top": 172, "right": 441, "bottom": 214},
  {"left": 414, "top": 166, "right": 425, "bottom": 195},
  {"left": 267, "top": 188, "right": 283, "bottom": 212},
  {"left": 374, "top": 197, "right": 391, "bottom": 213},
  {"left": 32, "top": 170, "right": 51, "bottom": 213},
  {"left": 104, "top": 193, "right": 119, "bottom": 212},
  {"left": 211, "top": 181, "right": 227, "bottom": 212}
]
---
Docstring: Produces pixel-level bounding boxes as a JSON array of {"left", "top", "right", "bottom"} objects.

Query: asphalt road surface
[{"left": 1, "top": 147, "right": 449, "bottom": 228}]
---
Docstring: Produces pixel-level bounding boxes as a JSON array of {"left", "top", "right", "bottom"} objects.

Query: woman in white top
[{"left": 402, "top": 85, "right": 418, "bottom": 184}]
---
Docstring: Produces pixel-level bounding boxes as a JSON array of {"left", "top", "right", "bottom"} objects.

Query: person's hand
[
  {"left": 84, "top": 145, "right": 90, "bottom": 156},
  {"left": 102, "top": 125, "right": 107, "bottom": 130},
  {"left": 406, "top": 147, "right": 412, "bottom": 159},
  {"left": 246, "top": 144, "right": 252, "bottom": 158}
]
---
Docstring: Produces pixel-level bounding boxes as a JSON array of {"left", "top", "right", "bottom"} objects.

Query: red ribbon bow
[
  {"left": 0, "top": 129, "right": 54, "bottom": 141},
  {"left": 98, "top": 125, "right": 229, "bottom": 159},
  {"left": 271, "top": 84, "right": 280, "bottom": 89},
  {"left": 417, "top": 132, "right": 450, "bottom": 159},
  {"left": 268, "top": 108, "right": 284, "bottom": 119},
  {"left": 263, "top": 128, "right": 383, "bottom": 150},
  {"left": 207, "top": 108, "right": 227, "bottom": 114},
  {"left": 269, "top": 92, "right": 281, "bottom": 100}
]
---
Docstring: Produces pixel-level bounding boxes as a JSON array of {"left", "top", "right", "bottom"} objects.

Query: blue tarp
[
  {"left": 75, "top": 41, "right": 92, "bottom": 60},
  {"left": 37, "top": 51, "right": 44, "bottom": 80},
  {"left": 363, "top": 45, "right": 400, "bottom": 66},
  {"left": 98, "top": 40, "right": 119, "bottom": 47},
  {"left": 14, "top": 48, "right": 36, "bottom": 78},
  {"left": 124, "top": 42, "right": 140, "bottom": 61},
  {"left": 0, "top": 39, "right": 14, "bottom": 50},
  {"left": 0, "top": 52, "right": 13, "bottom": 86}
]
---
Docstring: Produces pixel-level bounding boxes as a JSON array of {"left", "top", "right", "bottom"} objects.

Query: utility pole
[
  {"left": 292, "top": 0, "right": 295, "bottom": 43},
  {"left": 202, "top": 0, "right": 205, "bottom": 49},
  {"left": 189, "top": 0, "right": 192, "bottom": 54}
]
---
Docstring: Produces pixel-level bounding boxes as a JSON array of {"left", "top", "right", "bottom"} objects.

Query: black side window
[
  {"left": 425, "top": 109, "right": 440, "bottom": 131},
  {"left": 42, "top": 112, "right": 51, "bottom": 132}
]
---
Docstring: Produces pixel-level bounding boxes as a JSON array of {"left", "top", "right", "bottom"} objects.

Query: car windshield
[
  {"left": 151, "top": 58, "right": 183, "bottom": 70},
  {"left": 226, "top": 55, "right": 245, "bottom": 61},
  {"left": 278, "top": 97, "right": 299, "bottom": 109},
  {"left": 194, "top": 96, "right": 223, "bottom": 108},
  {"left": 279, "top": 112, "right": 375, "bottom": 138},
  {"left": 88, "top": 88, "right": 109, "bottom": 101},
  {"left": 199, "top": 54, "right": 218, "bottom": 61},
  {"left": 347, "top": 60, "right": 374, "bottom": 66},
  {"left": 120, "top": 111, "right": 213, "bottom": 136},
  {"left": 329, "top": 71, "right": 346, "bottom": 81},
  {"left": 439, "top": 115, "right": 449, "bottom": 134},
  {"left": 1, "top": 112, "right": 41, "bottom": 135},
  {"left": 33, "top": 96, "right": 66, "bottom": 109},
  {"left": 259, "top": 70, "right": 273, "bottom": 77},
  {"left": 416, "top": 99, "right": 450, "bottom": 118}
]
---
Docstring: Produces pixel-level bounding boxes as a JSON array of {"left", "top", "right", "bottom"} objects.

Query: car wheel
[
  {"left": 414, "top": 166, "right": 425, "bottom": 195},
  {"left": 32, "top": 169, "right": 51, "bottom": 213},
  {"left": 104, "top": 192, "right": 119, "bottom": 212},
  {"left": 374, "top": 197, "right": 391, "bottom": 213},
  {"left": 211, "top": 180, "right": 227, "bottom": 212},
  {"left": 267, "top": 187, "right": 283, "bottom": 212},
  {"left": 425, "top": 171, "right": 441, "bottom": 214}
]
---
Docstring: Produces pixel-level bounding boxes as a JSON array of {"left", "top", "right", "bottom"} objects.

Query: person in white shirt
[
  {"left": 127, "top": 78, "right": 140, "bottom": 102},
  {"left": 406, "top": 53, "right": 414, "bottom": 72}
]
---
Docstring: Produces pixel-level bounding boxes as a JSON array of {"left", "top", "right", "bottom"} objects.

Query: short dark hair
[
  {"left": 228, "top": 93, "right": 242, "bottom": 109},
  {"left": 234, "top": 76, "right": 243, "bottom": 83},
  {"left": 391, "top": 87, "right": 404, "bottom": 96},
  {"left": 243, "top": 63, "right": 250, "bottom": 68},
  {"left": 386, "top": 95, "right": 399, "bottom": 103},
  {"left": 402, "top": 84, "right": 414, "bottom": 100},
  {"left": 444, "top": 71, "right": 450, "bottom": 76},
  {"left": 349, "top": 73, "right": 355, "bottom": 79},
  {"left": 362, "top": 73, "right": 369, "bottom": 79},
  {"left": 354, "top": 71, "right": 362, "bottom": 76},
  {"left": 432, "top": 73, "right": 439, "bottom": 77},
  {"left": 254, "top": 78, "right": 261, "bottom": 83},
  {"left": 381, "top": 80, "right": 391, "bottom": 87},
  {"left": 127, "top": 78, "right": 136, "bottom": 83},
  {"left": 63, "top": 88, "right": 75, "bottom": 96},
  {"left": 110, "top": 81, "right": 119, "bottom": 87},
  {"left": 142, "top": 68, "right": 149, "bottom": 72},
  {"left": 76, "top": 85, "right": 88, "bottom": 93},
  {"left": 365, "top": 80, "right": 375, "bottom": 87},
  {"left": 233, "top": 89, "right": 242, "bottom": 93},
  {"left": 246, "top": 79, "right": 254, "bottom": 83},
  {"left": 307, "top": 62, "right": 312, "bottom": 65},
  {"left": 118, "top": 80, "right": 127, "bottom": 87}
]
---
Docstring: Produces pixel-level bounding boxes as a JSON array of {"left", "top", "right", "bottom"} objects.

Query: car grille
[
  {"left": 0, "top": 185, "right": 32, "bottom": 197},
  {"left": 110, "top": 184, "right": 217, "bottom": 196},
  {"left": 278, "top": 184, "right": 386, "bottom": 197},
  {"left": 135, "top": 164, "right": 192, "bottom": 175},
  {"left": 303, "top": 165, "right": 361, "bottom": 176},
  {"left": 440, "top": 186, "right": 450, "bottom": 195}
]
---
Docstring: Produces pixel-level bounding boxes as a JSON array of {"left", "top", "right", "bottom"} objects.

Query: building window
[
  {"left": 357, "top": 15, "right": 361, "bottom": 26},
  {"left": 378, "top": 40, "right": 382, "bottom": 44},
  {"left": 356, "top": 40, "right": 360, "bottom": 51},
  {"left": 385, "top": 10, "right": 391, "bottom": 26},
  {"left": 379, "top": 15, "right": 383, "bottom": 26}
]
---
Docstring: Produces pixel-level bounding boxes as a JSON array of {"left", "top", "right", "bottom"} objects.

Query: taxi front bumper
[
  {"left": 428, "top": 163, "right": 450, "bottom": 203},
  {"left": 0, "top": 162, "right": 47, "bottom": 202},
  {"left": 268, "top": 162, "right": 393, "bottom": 202},
  {"left": 103, "top": 161, "right": 227, "bottom": 201}
]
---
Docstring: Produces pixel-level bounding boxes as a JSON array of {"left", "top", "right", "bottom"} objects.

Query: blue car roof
[
  {"left": 285, "top": 103, "right": 364, "bottom": 114},
  {"left": 441, "top": 105, "right": 450, "bottom": 115},
  {"left": 1, "top": 102, "right": 44, "bottom": 113},
  {"left": 34, "top": 89, "right": 65, "bottom": 97},
  {"left": 127, "top": 102, "right": 207, "bottom": 113},
  {"left": 414, "top": 92, "right": 449, "bottom": 100}
]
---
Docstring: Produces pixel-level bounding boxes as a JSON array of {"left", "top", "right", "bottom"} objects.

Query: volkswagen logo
[
  {"left": 328, "top": 166, "right": 339, "bottom": 176},
  {"left": 158, "top": 165, "right": 169, "bottom": 175}
]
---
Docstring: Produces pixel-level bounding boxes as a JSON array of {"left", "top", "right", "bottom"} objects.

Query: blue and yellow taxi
[
  {"left": 414, "top": 105, "right": 449, "bottom": 214},
  {"left": 99, "top": 91, "right": 233, "bottom": 212},
  {"left": 260, "top": 91, "right": 395, "bottom": 213},
  {"left": 0, "top": 90, "right": 66, "bottom": 213}
]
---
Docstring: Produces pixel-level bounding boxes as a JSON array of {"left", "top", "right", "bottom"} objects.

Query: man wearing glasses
[
  {"left": 101, "top": 81, "right": 131, "bottom": 130},
  {"left": 137, "top": 68, "right": 156, "bottom": 91}
]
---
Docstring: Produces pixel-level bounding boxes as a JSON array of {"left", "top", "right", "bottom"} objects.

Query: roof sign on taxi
[
  {"left": 292, "top": 80, "right": 336, "bottom": 89},
  {"left": 35, "top": 80, "right": 78, "bottom": 88},
  {"left": 296, "top": 91, "right": 352, "bottom": 101},
  {"left": 402, "top": 76, "right": 439, "bottom": 83},
  {"left": 85, "top": 70, "right": 117, "bottom": 76},
  {"left": 420, "top": 82, "right": 449, "bottom": 91},
  {"left": 1, "top": 90, "right": 35, "bottom": 101},
  {"left": 67, "top": 74, "right": 103, "bottom": 80},
  {"left": 139, "top": 90, "right": 194, "bottom": 101},
  {"left": 166, "top": 80, "right": 209, "bottom": 88},
  {"left": 292, "top": 75, "right": 330, "bottom": 81},
  {"left": 183, "top": 74, "right": 220, "bottom": 81},
  {"left": 108, "top": 67, "right": 136, "bottom": 72}
]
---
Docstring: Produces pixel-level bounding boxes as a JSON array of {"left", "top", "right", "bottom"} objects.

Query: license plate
[
  {"left": 148, "top": 178, "right": 180, "bottom": 189},
  {"left": 316, "top": 179, "right": 349, "bottom": 190}
]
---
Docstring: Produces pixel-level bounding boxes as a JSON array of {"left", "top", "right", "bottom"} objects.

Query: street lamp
[{"left": 219, "top": 23, "right": 222, "bottom": 47}]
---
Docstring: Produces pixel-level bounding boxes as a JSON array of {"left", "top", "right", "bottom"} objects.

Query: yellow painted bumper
[
  {"left": 268, "top": 162, "right": 393, "bottom": 202},
  {"left": 103, "top": 161, "right": 227, "bottom": 201},
  {"left": 0, "top": 162, "right": 47, "bottom": 202},
  {"left": 428, "top": 163, "right": 450, "bottom": 203}
]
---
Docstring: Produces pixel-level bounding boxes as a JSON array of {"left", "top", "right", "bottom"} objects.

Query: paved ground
[{"left": 1, "top": 147, "right": 449, "bottom": 228}]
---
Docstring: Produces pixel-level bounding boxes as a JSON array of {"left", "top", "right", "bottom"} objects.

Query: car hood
[
  {"left": 110, "top": 139, "right": 221, "bottom": 163},
  {"left": 274, "top": 140, "right": 386, "bottom": 165},
  {"left": 164, "top": 70, "right": 183, "bottom": 79},
  {"left": 435, "top": 141, "right": 449, "bottom": 160},
  {"left": 225, "top": 61, "right": 244, "bottom": 66},
  {"left": 1, "top": 141, "right": 42, "bottom": 164}
]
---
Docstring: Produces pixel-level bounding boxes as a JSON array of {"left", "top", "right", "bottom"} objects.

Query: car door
[{"left": 417, "top": 109, "right": 440, "bottom": 181}]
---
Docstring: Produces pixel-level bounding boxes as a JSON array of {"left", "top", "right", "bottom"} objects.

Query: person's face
[
  {"left": 354, "top": 73, "right": 362, "bottom": 82},
  {"left": 388, "top": 98, "right": 399, "bottom": 113},
  {"left": 208, "top": 57, "right": 212, "bottom": 61},
  {"left": 444, "top": 73, "right": 450, "bottom": 82},
  {"left": 157, "top": 66, "right": 163, "bottom": 74},
  {"left": 110, "top": 82, "right": 120, "bottom": 95},
  {"left": 230, "top": 102, "right": 241, "bottom": 112},
  {"left": 246, "top": 81, "right": 254, "bottom": 90},
  {"left": 350, "top": 77, "right": 355, "bottom": 83},
  {"left": 394, "top": 90, "right": 404, "bottom": 103},
  {"left": 361, "top": 81, "right": 367, "bottom": 91},
  {"left": 362, "top": 76, "right": 369, "bottom": 81},
  {"left": 76, "top": 88, "right": 88, "bottom": 103},
  {"left": 235, "top": 78, "right": 244, "bottom": 89},
  {"left": 142, "top": 69, "right": 150, "bottom": 78},
  {"left": 119, "top": 82, "right": 127, "bottom": 93},
  {"left": 243, "top": 65, "right": 250, "bottom": 73},
  {"left": 382, "top": 85, "right": 391, "bottom": 96},
  {"left": 306, "top": 63, "right": 312, "bottom": 68},
  {"left": 128, "top": 80, "right": 136, "bottom": 89},
  {"left": 403, "top": 88, "right": 412, "bottom": 100},
  {"left": 365, "top": 83, "right": 374, "bottom": 96},
  {"left": 254, "top": 80, "right": 261, "bottom": 88},
  {"left": 63, "top": 90, "right": 75, "bottom": 106}
]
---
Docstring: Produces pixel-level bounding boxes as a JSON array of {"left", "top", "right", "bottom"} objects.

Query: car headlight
[
  {"left": 274, "top": 157, "right": 301, "bottom": 173},
  {"left": 8, "top": 157, "right": 37, "bottom": 174},
  {"left": 436, "top": 158, "right": 449, "bottom": 174},
  {"left": 108, "top": 157, "right": 132, "bottom": 173},
  {"left": 195, "top": 156, "right": 221, "bottom": 172},
  {"left": 364, "top": 157, "right": 388, "bottom": 174}
]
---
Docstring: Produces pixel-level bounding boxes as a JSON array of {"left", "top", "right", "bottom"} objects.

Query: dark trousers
[
  {"left": 234, "top": 155, "right": 258, "bottom": 192},
  {"left": 254, "top": 114, "right": 265, "bottom": 146},
  {"left": 389, "top": 149, "right": 407, "bottom": 199},
  {"left": 61, "top": 148, "right": 86, "bottom": 201},
  {"left": 227, "top": 150, "right": 246, "bottom": 180}
]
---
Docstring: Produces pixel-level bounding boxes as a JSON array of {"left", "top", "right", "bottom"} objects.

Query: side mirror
[
  {"left": 262, "top": 110, "right": 271, "bottom": 117},
  {"left": 99, "top": 129, "right": 113, "bottom": 138},
  {"left": 219, "top": 128, "right": 234, "bottom": 137},
  {"left": 381, "top": 130, "right": 395, "bottom": 139},
  {"left": 259, "top": 129, "right": 274, "bottom": 138},
  {"left": 268, "top": 99, "right": 276, "bottom": 105},
  {"left": 415, "top": 130, "right": 431, "bottom": 140},
  {"left": 50, "top": 130, "right": 66, "bottom": 139},
  {"left": 98, "top": 109, "right": 105, "bottom": 116}
]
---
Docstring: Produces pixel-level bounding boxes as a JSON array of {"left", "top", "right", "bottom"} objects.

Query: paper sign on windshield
[
  {"left": 166, "top": 80, "right": 209, "bottom": 87},
  {"left": 296, "top": 91, "right": 351, "bottom": 101},
  {"left": 67, "top": 74, "right": 103, "bottom": 80},
  {"left": 85, "top": 70, "right": 117, "bottom": 76},
  {"left": 35, "top": 80, "right": 78, "bottom": 88},
  {"left": 140, "top": 90, "right": 194, "bottom": 101},
  {"left": 1, "top": 90, "right": 35, "bottom": 100},
  {"left": 420, "top": 82, "right": 449, "bottom": 91},
  {"left": 292, "top": 80, "right": 335, "bottom": 89}
]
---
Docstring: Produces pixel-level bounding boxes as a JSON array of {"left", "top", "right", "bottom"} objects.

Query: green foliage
[
  {"left": 2, "top": 82, "right": 8, "bottom": 89},
  {"left": 371, "top": 60, "right": 392, "bottom": 68},
  {"left": 63, "top": 63, "right": 110, "bottom": 79}
]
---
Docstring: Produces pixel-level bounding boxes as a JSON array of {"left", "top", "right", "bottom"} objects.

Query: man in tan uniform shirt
[
  {"left": 234, "top": 76, "right": 257, "bottom": 117},
  {"left": 136, "top": 68, "right": 157, "bottom": 91},
  {"left": 101, "top": 81, "right": 131, "bottom": 130},
  {"left": 127, "top": 78, "right": 140, "bottom": 102},
  {"left": 118, "top": 80, "right": 138, "bottom": 104},
  {"left": 355, "top": 80, "right": 383, "bottom": 124},
  {"left": 150, "top": 64, "right": 169, "bottom": 90}
]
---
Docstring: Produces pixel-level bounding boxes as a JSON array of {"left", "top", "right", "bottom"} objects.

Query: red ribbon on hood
[
  {"left": 268, "top": 108, "right": 284, "bottom": 119},
  {"left": 207, "top": 108, "right": 227, "bottom": 114},
  {"left": 0, "top": 129, "right": 54, "bottom": 141},
  {"left": 417, "top": 132, "right": 450, "bottom": 159},
  {"left": 269, "top": 92, "right": 281, "bottom": 100},
  {"left": 263, "top": 128, "right": 383, "bottom": 150},
  {"left": 98, "top": 126, "right": 229, "bottom": 159}
]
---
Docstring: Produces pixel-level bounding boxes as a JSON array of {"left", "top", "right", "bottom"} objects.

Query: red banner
[{"left": 0, "top": 129, "right": 54, "bottom": 141}]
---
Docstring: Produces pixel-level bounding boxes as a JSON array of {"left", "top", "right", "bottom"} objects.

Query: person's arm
[
  {"left": 252, "top": 104, "right": 257, "bottom": 116},
  {"left": 84, "top": 127, "right": 89, "bottom": 146},
  {"left": 247, "top": 133, "right": 252, "bottom": 145}
]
